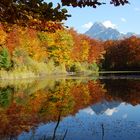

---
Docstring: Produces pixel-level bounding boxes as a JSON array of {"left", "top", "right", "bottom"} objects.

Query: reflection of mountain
[{"left": 91, "top": 100, "right": 120, "bottom": 115}]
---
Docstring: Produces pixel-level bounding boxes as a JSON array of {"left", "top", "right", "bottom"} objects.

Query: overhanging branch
[{"left": 61, "top": 0, "right": 129, "bottom": 8}]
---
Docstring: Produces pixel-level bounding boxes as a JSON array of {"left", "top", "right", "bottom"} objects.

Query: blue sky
[{"left": 46, "top": 0, "right": 140, "bottom": 34}]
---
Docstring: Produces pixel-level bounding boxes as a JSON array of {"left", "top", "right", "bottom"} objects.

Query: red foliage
[
  {"left": 6, "top": 28, "right": 20, "bottom": 54},
  {"left": 103, "top": 36, "right": 140, "bottom": 70}
]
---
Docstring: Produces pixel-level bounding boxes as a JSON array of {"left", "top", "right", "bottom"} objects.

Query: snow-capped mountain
[{"left": 85, "top": 22, "right": 138, "bottom": 40}]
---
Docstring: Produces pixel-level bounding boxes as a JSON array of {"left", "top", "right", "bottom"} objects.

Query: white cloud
[
  {"left": 104, "top": 108, "right": 118, "bottom": 116},
  {"left": 134, "top": 8, "right": 140, "bottom": 11},
  {"left": 121, "top": 17, "right": 127, "bottom": 22},
  {"left": 82, "top": 22, "right": 93, "bottom": 29},
  {"left": 102, "top": 20, "right": 117, "bottom": 29},
  {"left": 82, "top": 107, "right": 95, "bottom": 115}
]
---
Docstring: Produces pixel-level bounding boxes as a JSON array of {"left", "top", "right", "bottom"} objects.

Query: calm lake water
[{"left": 0, "top": 76, "right": 140, "bottom": 140}]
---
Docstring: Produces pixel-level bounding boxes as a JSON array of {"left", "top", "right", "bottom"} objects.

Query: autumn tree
[
  {"left": 46, "top": 30, "right": 74, "bottom": 69},
  {"left": 102, "top": 36, "right": 140, "bottom": 71},
  {"left": 69, "top": 29, "right": 89, "bottom": 62}
]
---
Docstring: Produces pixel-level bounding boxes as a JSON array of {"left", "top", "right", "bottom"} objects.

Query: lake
[{"left": 0, "top": 75, "right": 140, "bottom": 140}]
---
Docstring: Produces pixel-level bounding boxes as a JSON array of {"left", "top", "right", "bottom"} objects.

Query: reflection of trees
[
  {"left": 0, "top": 79, "right": 105, "bottom": 138},
  {"left": 68, "top": 80, "right": 107, "bottom": 114},
  {"left": 0, "top": 87, "right": 14, "bottom": 107},
  {"left": 102, "top": 79, "right": 140, "bottom": 105}
]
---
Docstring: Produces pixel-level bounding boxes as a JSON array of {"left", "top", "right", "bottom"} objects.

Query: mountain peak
[
  {"left": 90, "top": 22, "right": 106, "bottom": 31},
  {"left": 93, "top": 22, "right": 105, "bottom": 27},
  {"left": 85, "top": 22, "right": 120, "bottom": 40},
  {"left": 85, "top": 22, "right": 139, "bottom": 41}
]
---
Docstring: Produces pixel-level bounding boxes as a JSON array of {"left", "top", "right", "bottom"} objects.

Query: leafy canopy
[{"left": 0, "top": 0, "right": 70, "bottom": 24}]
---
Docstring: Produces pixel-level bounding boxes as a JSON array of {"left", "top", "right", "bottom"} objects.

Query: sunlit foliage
[
  {"left": 1, "top": 21, "right": 140, "bottom": 75},
  {"left": 0, "top": 23, "right": 104, "bottom": 76}
]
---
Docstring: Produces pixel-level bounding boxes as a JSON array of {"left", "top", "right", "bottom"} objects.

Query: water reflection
[{"left": 0, "top": 77, "right": 140, "bottom": 140}]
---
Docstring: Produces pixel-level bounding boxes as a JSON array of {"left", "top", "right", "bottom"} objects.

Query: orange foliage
[
  {"left": 0, "top": 24, "right": 7, "bottom": 46},
  {"left": 6, "top": 27, "right": 21, "bottom": 54},
  {"left": 69, "top": 28, "right": 104, "bottom": 63}
]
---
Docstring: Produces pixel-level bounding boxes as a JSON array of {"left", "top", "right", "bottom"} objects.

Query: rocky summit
[{"left": 85, "top": 22, "right": 138, "bottom": 40}]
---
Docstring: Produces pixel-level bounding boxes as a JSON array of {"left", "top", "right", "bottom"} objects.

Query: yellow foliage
[
  {"left": 46, "top": 30, "right": 74, "bottom": 66},
  {"left": 80, "top": 40, "right": 89, "bottom": 62},
  {"left": 17, "top": 28, "right": 47, "bottom": 62},
  {"left": 0, "top": 25, "right": 7, "bottom": 45}
]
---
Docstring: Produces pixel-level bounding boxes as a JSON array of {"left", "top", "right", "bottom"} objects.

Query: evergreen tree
[{"left": 0, "top": 47, "right": 12, "bottom": 70}]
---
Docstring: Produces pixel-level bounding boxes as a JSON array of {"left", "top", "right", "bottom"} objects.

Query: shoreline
[{"left": 1, "top": 70, "right": 140, "bottom": 81}]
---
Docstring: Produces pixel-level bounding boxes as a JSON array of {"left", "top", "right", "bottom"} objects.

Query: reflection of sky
[{"left": 18, "top": 102, "right": 140, "bottom": 140}]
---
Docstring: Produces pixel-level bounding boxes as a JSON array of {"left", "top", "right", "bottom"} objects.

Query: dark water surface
[{"left": 0, "top": 76, "right": 140, "bottom": 140}]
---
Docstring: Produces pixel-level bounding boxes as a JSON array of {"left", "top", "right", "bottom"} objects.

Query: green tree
[{"left": 0, "top": 47, "right": 12, "bottom": 70}]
